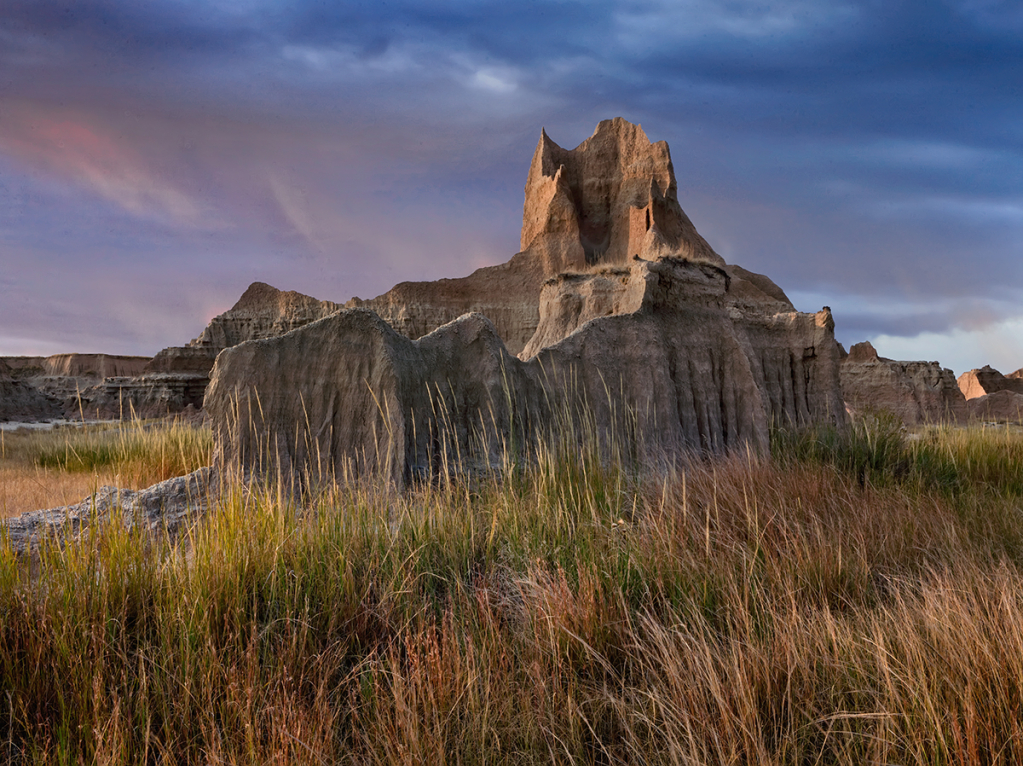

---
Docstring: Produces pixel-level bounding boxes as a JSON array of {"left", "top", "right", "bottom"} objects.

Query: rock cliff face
[
  {"left": 349, "top": 118, "right": 725, "bottom": 355},
  {"left": 190, "top": 282, "right": 342, "bottom": 352},
  {"left": 1, "top": 354, "right": 150, "bottom": 379},
  {"left": 967, "top": 390, "right": 1023, "bottom": 423},
  {"left": 958, "top": 365, "right": 1023, "bottom": 400},
  {"left": 839, "top": 342, "right": 966, "bottom": 424},
  {"left": 147, "top": 282, "right": 342, "bottom": 377},
  {"left": 521, "top": 117, "right": 724, "bottom": 273},
  {"left": 206, "top": 257, "right": 846, "bottom": 484},
  {"left": 345, "top": 252, "right": 545, "bottom": 357},
  {"left": 0, "top": 362, "right": 62, "bottom": 422},
  {"left": 521, "top": 257, "right": 843, "bottom": 428},
  {"left": 42, "top": 354, "right": 150, "bottom": 378}
]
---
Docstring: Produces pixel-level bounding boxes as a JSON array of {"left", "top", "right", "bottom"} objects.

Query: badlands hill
[
  {"left": 347, "top": 117, "right": 728, "bottom": 355},
  {"left": 839, "top": 341, "right": 966, "bottom": 425},
  {"left": 205, "top": 118, "right": 847, "bottom": 483},
  {"left": 958, "top": 365, "right": 1023, "bottom": 422},
  {"left": 4, "top": 117, "right": 1017, "bottom": 436}
]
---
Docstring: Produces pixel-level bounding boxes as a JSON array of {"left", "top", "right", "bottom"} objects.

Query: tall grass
[
  {"left": 0, "top": 420, "right": 212, "bottom": 517},
  {"left": 3, "top": 422, "right": 1023, "bottom": 763},
  {"left": 31, "top": 419, "right": 211, "bottom": 485}
]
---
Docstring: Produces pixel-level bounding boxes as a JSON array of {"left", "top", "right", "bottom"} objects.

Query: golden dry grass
[
  {"left": 0, "top": 463, "right": 121, "bottom": 518},
  {"left": 4, "top": 418, "right": 1023, "bottom": 763},
  {"left": 0, "top": 421, "right": 211, "bottom": 518}
]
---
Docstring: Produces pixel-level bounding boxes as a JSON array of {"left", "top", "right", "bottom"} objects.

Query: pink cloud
[{"left": 0, "top": 102, "right": 209, "bottom": 227}]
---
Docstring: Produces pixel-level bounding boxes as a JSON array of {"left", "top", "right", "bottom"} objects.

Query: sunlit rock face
[
  {"left": 521, "top": 117, "right": 725, "bottom": 273},
  {"left": 350, "top": 117, "right": 726, "bottom": 355},
  {"left": 839, "top": 341, "right": 967, "bottom": 425},
  {"left": 958, "top": 365, "right": 1023, "bottom": 401}
]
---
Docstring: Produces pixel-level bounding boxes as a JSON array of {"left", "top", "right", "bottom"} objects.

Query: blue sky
[{"left": 1, "top": 0, "right": 1021, "bottom": 374}]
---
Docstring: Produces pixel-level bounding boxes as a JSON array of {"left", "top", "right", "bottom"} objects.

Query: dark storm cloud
[{"left": 1, "top": 0, "right": 1021, "bottom": 369}]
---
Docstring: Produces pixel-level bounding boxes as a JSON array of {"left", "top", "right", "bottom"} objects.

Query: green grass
[
  {"left": 22, "top": 419, "right": 211, "bottom": 484},
  {"left": 4, "top": 421, "right": 1023, "bottom": 763}
]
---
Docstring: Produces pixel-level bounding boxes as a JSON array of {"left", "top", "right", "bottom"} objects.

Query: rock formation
[
  {"left": 840, "top": 341, "right": 967, "bottom": 424},
  {"left": 206, "top": 257, "right": 845, "bottom": 485},
  {"left": 147, "top": 282, "right": 342, "bottom": 377},
  {"left": 2, "top": 468, "right": 216, "bottom": 554},
  {"left": 521, "top": 257, "right": 842, "bottom": 428},
  {"left": 966, "top": 390, "right": 1023, "bottom": 423},
  {"left": 0, "top": 360, "right": 62, "bottom": 422},
  {"left": 6, "top": 118, "right": 844, "bottom": 440},
  {"left": 520, "top": 118, "right": 724, "bottom": 273},
  {"left": 2, "top": 353, "right": 150, "bottom": 379},
  {"left": 957, "top": 365, "right": 1023, "bottom": 400},
  {"left": 349, "top": 117, "right": 725, "bottom": 355},
  {"left": 0, "top": 350, "right": 211, "bottom": 422}
]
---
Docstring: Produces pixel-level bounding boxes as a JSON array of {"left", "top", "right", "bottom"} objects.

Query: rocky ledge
[{"left": 2, "top": 468, "right": 217, "bottom": 554}]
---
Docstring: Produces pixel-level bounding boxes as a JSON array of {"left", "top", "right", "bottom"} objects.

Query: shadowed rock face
[
  {"left": 967, "top": 390, "right": 1023, "bottom": 423},
  {"left": 958, "top": 365, "right": 1023, "bottom": 401},
  {"left": 0, "top": 361, "right": 62, "bottom": 422},
  {"left": 206, "top": 257, "right": 846, "bottom": 485},
  {"left": 840, "top": 342, "right": 966, "bottom": 425}
]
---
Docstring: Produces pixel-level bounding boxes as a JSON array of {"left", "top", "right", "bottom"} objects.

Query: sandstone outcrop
[
  {"left": 145, "top": 347, "right": 219, "bottom": 375},
  {"left": 520, "top": 256, "right": 842, "bottom": 430},
  {"left": 966, "top": 390, "right": 1023, "bottom": 423},
  {"left": 957, "top": 365, "right": 1023, "bottom": 400},
  {"left": 189, "top": 282, "right": 342, "bottom": 353},
  {"left": 1, "top": 353, "right": 150, "bottom": 379},
  {"left": 349, "top": 118, "right": 725, "bottom": 355},
  {"left": 206, "top": 257, "right": 845, "bottom": 485},
  {"left": 345, "top": 252, "right": 546, "bottom": 357},
  {"left": 840, "top": 341, "right": 966, "bottom": 424},
  {"left": 521, "top": 118, "right": 724, "bottom": 273}
]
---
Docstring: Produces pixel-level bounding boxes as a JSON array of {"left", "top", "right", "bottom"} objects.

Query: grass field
[
  {"left": 0, "top": 420, "right": 212, "bottom": 518},
  {"left": 3, "top": 416, "right": 1023, "bottom": 763}
]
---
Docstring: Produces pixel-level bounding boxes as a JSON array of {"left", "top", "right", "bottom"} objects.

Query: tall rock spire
[{"left": 520, "top": 117, "right": 724, "bottom": 273}]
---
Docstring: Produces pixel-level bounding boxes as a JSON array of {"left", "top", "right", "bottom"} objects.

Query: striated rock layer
[
  {"left": 840, "top": 341, "right": 966, "bottom": 424},
  {"left": 521, "top": 256, "right": 843, "bottom": 429},
  {"left": 147, "top": 282, "right": 342, "bottom": 377},
  {"left": 350, "top": 118, "right": 725, "bottom": 355},
  {"left": 2, "top": 354, "right": 150, "bottom": 379},
  {"left": 206, "top": 257, "right": 845, "bottom": 485},
  {"left": 0, "top": 362, "right": 62, "bottom": 422},
  {"left": 967, "top": 390, "right": 1023, "bottom": 423}
]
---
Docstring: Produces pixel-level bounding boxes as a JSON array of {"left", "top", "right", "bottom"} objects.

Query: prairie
[
  {"left": 0, "top": 420, "right": 211, "bottom": 518},
  {"left": 2, "top": 415, "right": 1023, "bottom": 764}
]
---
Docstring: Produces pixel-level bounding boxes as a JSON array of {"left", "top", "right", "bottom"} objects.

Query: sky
[{"left": 0, "top": 0, "right": 1020, "bottom": 376}]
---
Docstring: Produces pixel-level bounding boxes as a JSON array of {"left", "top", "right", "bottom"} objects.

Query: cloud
[
  {"left": 873, "top": 314, "right": 1023, "bottom": 376},
  {"left": 0, "top": 103, "right": 212, "bottom": 227},
  {"left": 0, "top": 0, "right": 1020, "bottom": 368}
]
